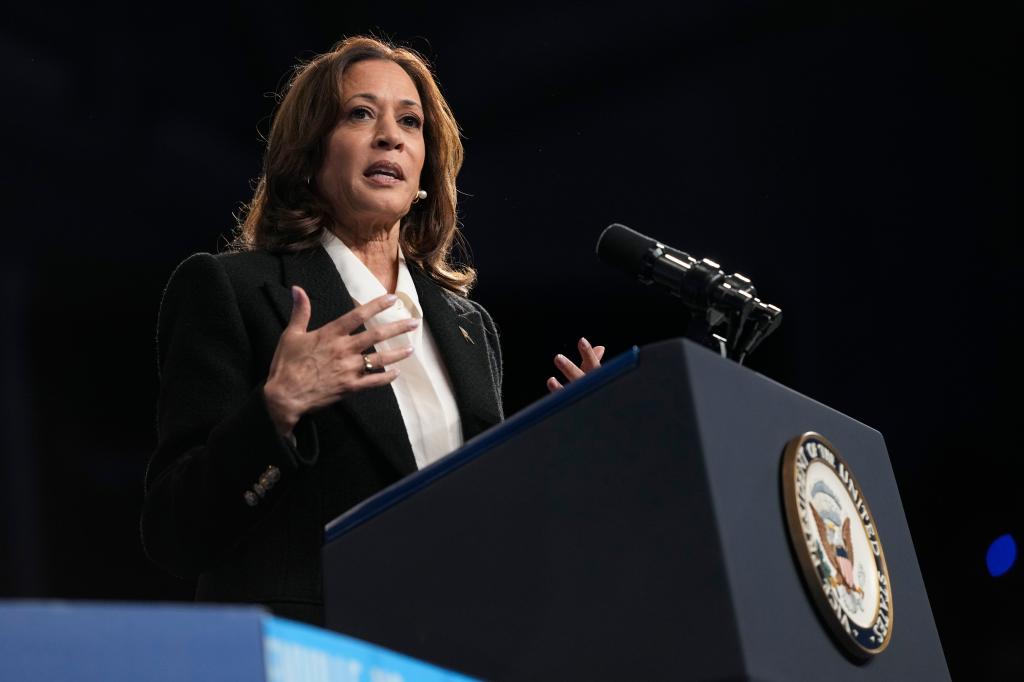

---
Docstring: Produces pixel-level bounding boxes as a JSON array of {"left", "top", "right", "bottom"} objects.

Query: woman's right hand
[{"left": 262, "top": 286, "right": 417, "bottom": 436}]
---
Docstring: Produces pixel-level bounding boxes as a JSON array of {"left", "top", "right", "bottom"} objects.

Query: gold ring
[{"left": 362, "top": 354, "right": 384, "bottom": 375}]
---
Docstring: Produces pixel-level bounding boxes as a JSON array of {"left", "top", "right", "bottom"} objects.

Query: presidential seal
[{"left": 781, "top": 432, "right": 893, "bottom": 658}]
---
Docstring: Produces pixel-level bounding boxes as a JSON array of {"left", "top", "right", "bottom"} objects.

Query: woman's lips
[
  {"left": 365, "top": 172, "right": 403, "bottom": 186},
  {"left": 363, "top": 160, "right": 405, "bottom": 186}
]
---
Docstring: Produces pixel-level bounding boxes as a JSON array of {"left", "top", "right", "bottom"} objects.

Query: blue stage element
[
  {"left": 986, "top": 533, "right": 1017, "bottom": 577},
  {"left": 265, "top": 617, "right": 474, "bottom": 681},
  {"left": 0, "top": 602, "right": 476, "bottom": 681},
  {"left": 0, "top": 602, "right": 265, "bottom": 681}
]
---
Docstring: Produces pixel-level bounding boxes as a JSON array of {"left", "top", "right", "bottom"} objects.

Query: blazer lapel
[
  {"left": 409, "top": 266, "right": 503, "bottom": 442},
  {"left": 263, "top": 246, "right": 417, "bottom": 476}
]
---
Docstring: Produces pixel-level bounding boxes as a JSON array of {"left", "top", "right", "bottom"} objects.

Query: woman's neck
[{"left": 331, "top": 220, "right": 401, "bottom": 293}]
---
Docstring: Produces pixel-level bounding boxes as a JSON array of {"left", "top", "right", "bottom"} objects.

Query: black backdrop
[{"left": 3, "top": 1, "right": 1019, "bottom": 678}]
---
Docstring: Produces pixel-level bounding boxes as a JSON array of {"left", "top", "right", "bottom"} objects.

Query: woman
[{"left": 141, "top": 36, "right": 603, "bottom": 626}]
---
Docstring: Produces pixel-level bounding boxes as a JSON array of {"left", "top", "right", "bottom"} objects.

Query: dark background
[{"left": 3, "top": 0, "right": 1019, "bottom": 678}]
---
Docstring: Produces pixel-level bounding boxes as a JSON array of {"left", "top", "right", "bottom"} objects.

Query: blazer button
[
  {"left": 243, "top": 491, "right": 259, "bottom": 507},
  {"left": 259, "top": 468, "right": 280, "bottom": 490},
  {"left": 252, "top": 482, "right": 267, "bottom": 498}
]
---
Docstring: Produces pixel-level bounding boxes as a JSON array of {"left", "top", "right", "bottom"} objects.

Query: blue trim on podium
[{"left": 324, "top": 346, "right": 640, "bottom": 543}]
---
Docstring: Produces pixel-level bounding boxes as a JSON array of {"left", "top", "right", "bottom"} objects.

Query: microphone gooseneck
[{"left": 595, "top": 223, "right": 782, "bottom": 363}]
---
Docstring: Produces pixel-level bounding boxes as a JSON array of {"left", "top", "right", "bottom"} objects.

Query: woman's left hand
[{"left": 547, "top": 337, "right": 606, "bottom": 392}]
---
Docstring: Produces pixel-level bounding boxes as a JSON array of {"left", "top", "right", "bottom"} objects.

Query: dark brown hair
[{"left": 233, "top": 36, "right": 474, "bottom": 294}]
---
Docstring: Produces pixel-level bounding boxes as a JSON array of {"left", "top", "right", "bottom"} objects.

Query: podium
[{"left": 322, "top": 339, "right": 949, "bottom": 681}]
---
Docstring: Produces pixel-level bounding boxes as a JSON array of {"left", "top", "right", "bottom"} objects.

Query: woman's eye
[
  {"left": 401, "top": 115, "right": 422, "bottom": 129},
  {"left": 349, "top": 107, "right": 372, "bottom": 120}
]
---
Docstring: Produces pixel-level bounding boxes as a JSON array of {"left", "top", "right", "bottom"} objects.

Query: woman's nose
[{"left": 373, "top": 119, "right": 403, "bottom": 150}]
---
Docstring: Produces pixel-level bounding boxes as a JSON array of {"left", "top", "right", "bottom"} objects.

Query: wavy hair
[{"left": 233, "top": 36, "right": 474, "bottom": 294}]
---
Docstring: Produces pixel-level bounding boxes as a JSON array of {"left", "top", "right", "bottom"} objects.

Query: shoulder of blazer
[
  {"left": 158, "top": 251, "right": 293, "bottom": 370},
  {"left": 213, "top": 250, "right": 284, "bottom": 291},
  {"left": 163, "top": 250, "right": 282, "bottom": 300}
]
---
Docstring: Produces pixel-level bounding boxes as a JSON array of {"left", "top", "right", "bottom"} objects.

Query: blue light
[{"left": 986, "top": 534, "right": 1017, "bottom": 577}]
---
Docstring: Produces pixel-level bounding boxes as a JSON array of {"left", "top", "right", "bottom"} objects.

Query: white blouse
[{"left": 320, "top": 231, "right": 463, "bottom": 469}]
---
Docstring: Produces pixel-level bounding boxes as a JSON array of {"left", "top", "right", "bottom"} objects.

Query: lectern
[{"left": 322, "top": 339, "right": 949, "bottom": 681}]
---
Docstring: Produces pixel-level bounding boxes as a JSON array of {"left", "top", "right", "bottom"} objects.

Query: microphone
[
  {"left": 595, "top": 223, "right": 781, "bottom": 362},
  {"left": 594, "top": 223, "right": 661, "bottom": 281},
  {"left": 596, "top": 223, "right": 729, "bottom": 312}
]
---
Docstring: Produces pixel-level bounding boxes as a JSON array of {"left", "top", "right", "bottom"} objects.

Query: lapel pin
[{"left": 459, "top": 325, "right": 475, "bottom": 344}]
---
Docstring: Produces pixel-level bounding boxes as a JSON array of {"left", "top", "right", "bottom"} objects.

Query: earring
[{"left": 413, "top": 189, "right": 427, "bottom": 203}]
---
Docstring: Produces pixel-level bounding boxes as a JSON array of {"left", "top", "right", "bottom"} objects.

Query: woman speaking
[{"left": 141, "top": 36, "right": 603, "bottom": 625}]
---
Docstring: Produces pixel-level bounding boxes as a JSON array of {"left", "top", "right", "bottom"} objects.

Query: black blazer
[{"left": 141, "top": 246, "right": 503, "bottom": 625}]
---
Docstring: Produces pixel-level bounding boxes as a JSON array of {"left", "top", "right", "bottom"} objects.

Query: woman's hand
[
  {"left": 546, "top": 337, "right": 606, "bottom": 392},
  {"left": 263, "top": 286, "right": 417, "bottom": 435}
]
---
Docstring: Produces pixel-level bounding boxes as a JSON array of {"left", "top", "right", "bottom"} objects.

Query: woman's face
[{"left": 317, "top": 59, "right": 426, "bottom": 234}]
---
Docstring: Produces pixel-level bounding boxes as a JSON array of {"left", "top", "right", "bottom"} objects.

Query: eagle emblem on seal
[{"left": 809, "top": 481, "right": 865, "bottom": 603}]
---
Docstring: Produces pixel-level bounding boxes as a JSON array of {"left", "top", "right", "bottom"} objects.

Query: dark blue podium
[{"left": 322, "top": 339, "right": 949, "bottom": 680}]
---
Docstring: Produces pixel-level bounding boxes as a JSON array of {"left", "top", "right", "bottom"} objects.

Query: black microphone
[
  {"left": 594, "top": 223, "right": 660, "bottom": 281},
  {"left": 596, "top": 223, "right": 730, "bottom": 312},
  {"left": 595, "top": 223, "right": 781, "bottom": 362}
]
